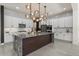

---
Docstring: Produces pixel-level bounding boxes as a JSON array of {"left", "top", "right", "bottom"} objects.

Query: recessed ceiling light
[
  {"left": 64, "top": 8, "right": 66, "bottom": 10},
  {"left": 16, "top": 7, "right": 20, "bottom": 10}
]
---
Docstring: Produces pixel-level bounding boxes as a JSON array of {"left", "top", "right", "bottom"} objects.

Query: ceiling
[{"left": 0, "top": 3, "right": 72, "bottom": 16}]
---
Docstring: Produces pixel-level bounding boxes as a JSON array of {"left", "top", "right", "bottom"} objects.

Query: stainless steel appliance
[
  {"left": 41, "top": 25, "right": 47, "bottom": 32},
  {"left": 18, "top": 24, "right": 26, "bottom": 28},
  {"left": 41, "top": 25, "right": 52, "bottom": 32}
]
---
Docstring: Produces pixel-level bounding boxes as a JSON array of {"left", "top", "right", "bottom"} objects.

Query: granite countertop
[{"left": 14, "top": 32, "right": 53, "bottom": 39}]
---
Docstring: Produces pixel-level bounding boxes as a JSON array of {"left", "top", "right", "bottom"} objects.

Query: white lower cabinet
[
  {"left": 54, "top": 33, "right": 63, "bottom": 40},
  {"left": 4, "top": 33, "right": 13, "bottom": 43},
  {"left": 54, "top": 32, "right": 72, "bottom": 41},
  {"left": 59, "top": 33, "right": 64, "bottom": 40},
  {"left": 54, "top": 33, "right": 58, "bottom": 39},
  {"left": 64, "top": 33, "right": 72, "bottom": 41}
]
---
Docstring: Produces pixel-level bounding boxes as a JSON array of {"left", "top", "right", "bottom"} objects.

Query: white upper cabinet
[
  {"left": 58, "top": 18, "right": 65, "bottom": 27},
  {"left": 4, "top": 15, "right": 12, "bottom": 28},
  {"left": 4, "top": 15, "right": 19, "bottom": 28},
  {"left": 64, "top": 16, "right": 73, "bottom": 27},
  {"left": 53, "top": 19, "right": 59, "bottom": 28},
  {"left": 52, "top": 15, "right": 72, "bottom": 28},
  {"left": 4, "top": 15, "right": 33, "bottom": 28}
]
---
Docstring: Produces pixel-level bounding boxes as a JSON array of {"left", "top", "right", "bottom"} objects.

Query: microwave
[{"left": 18, "top": 24, "right": 26, "bottom": 28}]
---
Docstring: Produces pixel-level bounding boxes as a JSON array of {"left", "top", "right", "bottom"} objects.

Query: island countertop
[
  {"left": 13, "top": 32, "right": 54, "bottom": 56},
  {"left": 14, "top": 32, "right": 53, "bottom": 39}
]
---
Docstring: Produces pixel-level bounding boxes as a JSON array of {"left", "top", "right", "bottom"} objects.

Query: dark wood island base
[{"left": 14, "top": 32, "right": 54, "bottom": 56}]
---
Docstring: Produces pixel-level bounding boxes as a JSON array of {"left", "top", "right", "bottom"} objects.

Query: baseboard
[
  {"left": 0, "top": 43, "right": 5, "bottom": 46},
  {"left": 4, "top": 42, "right": 13, "bottom": 44},
  {"left": 0, "top": 42, "right": 13, "bottom": 46},
  {"left": 54, "top": 38, "right": 72, "bottom": 43}
]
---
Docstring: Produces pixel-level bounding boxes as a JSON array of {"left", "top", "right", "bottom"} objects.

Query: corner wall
[{"left": 72, "top": 3, "right": 79, "bottom": 45}]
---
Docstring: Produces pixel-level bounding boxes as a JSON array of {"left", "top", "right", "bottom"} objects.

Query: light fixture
[
  {"left": 25, "top": 3, "right": 48, "bottom": 32},
  {"left": 31, "top": 12, "right": 34, "bottom": 16},
  {"left": 26, "top": 15, "right": 29, "bottom": 18},
  {"left": 25, "top": 3, "right": 48, "bottom": 22},
  {"left": 64, "top": 8, "right": 66, "bottom": 10},
  {"left": 33, "top": 17, "right": 35, "bottom": 20},
  {"left": 41, "top": 15, "right": 44, "bottom": 18},
  {"left": 16, "top": 7, "right": 20, "bottom": 10},
  {"left": 25, "top": 4, "right": 30, "bottom": 9},
  {"left": 36, "top": 19, "right": 39, "bottom": 22}
]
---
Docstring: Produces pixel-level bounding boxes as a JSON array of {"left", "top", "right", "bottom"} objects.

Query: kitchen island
[{"left": 13, "top": 32, "right": 54, "bottom": 56}]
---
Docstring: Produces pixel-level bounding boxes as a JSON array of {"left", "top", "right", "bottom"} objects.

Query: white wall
[{"left": 72, "top": 4, "right": 79, "bottom": 45}]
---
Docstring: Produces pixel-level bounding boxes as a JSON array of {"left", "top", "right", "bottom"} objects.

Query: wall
[{"left": 72, "top": 4, "right": 79, "bottom": 45}]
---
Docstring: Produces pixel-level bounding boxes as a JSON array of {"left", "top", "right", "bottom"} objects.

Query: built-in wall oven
[{"left": 41, "top": 25, "right": 52, "bottom": 32}]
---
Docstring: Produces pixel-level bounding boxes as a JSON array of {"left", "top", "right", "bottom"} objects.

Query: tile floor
[{"left": 0, "top": 40, "right": 79, "bottom": 56}]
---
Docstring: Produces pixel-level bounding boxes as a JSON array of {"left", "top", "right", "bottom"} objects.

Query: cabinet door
[
  {"left": 12, "top": 17, "right": 18, "bottom": 28},
  {"left": 4, "top": 15, "right": 18, "bottom": 28},
  {"left": 4, "top": 33, "right": 13, "bottom": 43},
  {"left": 64, "top": 33, "right": 72, "bottom": 41},
  {"left": 53, "top": 19, "right": 59, "bottom": 28},
  {"left": 54, "top": 33, "right": 60, "bottom": 39},
  {"left": 59, "top": 33, "right": 64, "bottom": 40},
  {"left": 58, "top": 18, "right": 64, "bottom": 27},
  {"left": 64, "top": 16, "right": 72, "bottom": 27},
  {"left": 4, "top": 15, "right": 12, "bottom": 28}
]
